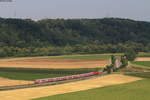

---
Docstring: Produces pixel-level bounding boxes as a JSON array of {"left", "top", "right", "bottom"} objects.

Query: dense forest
[{"left": 0, "top": 17, "right": 150, "bottom": 57}]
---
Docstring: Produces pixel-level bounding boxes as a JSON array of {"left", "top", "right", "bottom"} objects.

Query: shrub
[{"left": 125, "top": 49, "right": 137, "bottom": 61}]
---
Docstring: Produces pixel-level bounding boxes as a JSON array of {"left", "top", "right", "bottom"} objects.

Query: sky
[{"left": 0, "top": 0, "right": 150, "bottom": 21}]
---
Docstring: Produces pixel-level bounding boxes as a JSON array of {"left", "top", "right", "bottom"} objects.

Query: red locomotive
[{"left": 34, "top": 72, "right": 103, "bottom": 84}]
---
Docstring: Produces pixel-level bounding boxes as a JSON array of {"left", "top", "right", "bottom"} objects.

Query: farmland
[
  {"left": 0, "top": 67, "right": 100, "bottom": 81},
  {"left": 131, "top": 61, "right": 150, "bottom": 67},
  {"left": 0, "top": 54, "right": 149, "bottom": 100},
  {"left": 131, "top": 57, "right": 150, "bottom": 68},
  {"left": 0, "top": 54, "right": 108, "bottom": 88},
  {"left": 34, "top": 73, "right": 150, "bottom": 100},
  {"left": 47, "top": 54, "right": 111, "bottom": 59},
  {"left": 135, "top": 57, "right": 150, "bottom": 61},
  {"left": 0, "top": 77, "right": 33, "bottom": 87},
  {"left": 0, "top": 54, "right": 110, "bottom": 69},
  {"left": 0, "top": 74, "right": 141, "bottom": 100},
  {"left": 138, "top": 52, "right": 150, "bottom": 57}
]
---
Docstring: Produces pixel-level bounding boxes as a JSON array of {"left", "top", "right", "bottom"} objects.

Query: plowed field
[{"left": 0, "top": 57, "right": 108, "bottom": 69}]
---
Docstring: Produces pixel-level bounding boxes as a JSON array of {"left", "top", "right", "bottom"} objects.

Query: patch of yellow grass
[
  {"left": 0, "top": 77, "right": 33, "bottom": 87},
  {"left": 0, "top": 74, "right": 142, "bottom": 100}
]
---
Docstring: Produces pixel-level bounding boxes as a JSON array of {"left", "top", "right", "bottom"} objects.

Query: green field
[
  {"left": 0, "top": 71, "right": 68, "bottom": 81},
  {"left": 127, "top": 72, "right": 150, "bottom": 78},
  {"left": 0, "top": 67, "right": 101, "bottom": 80},
  {"left": 0, "top": 53, "right": 116, "bottom": 60},
  {"left": 132, "top": 61, "right": 150, "bottom": 67},
  {"left": 47, "top": 54, "right": 112, "bottom": 59},
  {"left": 33, "top": 72, "right": 150, "bottom": 100},
  {"left": 138, "top": 52, "right": 150, "bottom": 57}
]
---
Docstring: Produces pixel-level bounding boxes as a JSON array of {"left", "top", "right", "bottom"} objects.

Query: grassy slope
[
  {"left": 34, "top": 73, "right": 150, "bottom": 100},
  {"left": 132, "top": 61, "right": 150, "bottom": 67}
]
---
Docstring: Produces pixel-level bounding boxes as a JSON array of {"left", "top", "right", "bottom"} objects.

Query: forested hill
[{"left": 0, "top": 17, "right": 150, "bottom": 47}]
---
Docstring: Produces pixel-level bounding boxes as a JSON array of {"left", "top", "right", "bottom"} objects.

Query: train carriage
[{"left": 34, "top": 72, "right": 102, "bottom": 84}]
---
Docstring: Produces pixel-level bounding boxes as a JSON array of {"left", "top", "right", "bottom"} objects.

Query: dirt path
[
  {"left": 0, "top": 77, "right": 33, "bottom": 87},
  {"left": 0, "top": 74, "right": 141, "bottom": 100},
  {"left": 0, "top": 58, "right": 108, "bottom": 69},
  {"left": 135, "top": 57, "right": 150, "bottom": 61}
]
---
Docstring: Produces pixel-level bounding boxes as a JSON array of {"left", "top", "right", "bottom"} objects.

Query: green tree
[{"left": 125, "top": 49, "right": 137, "bottom": 61}]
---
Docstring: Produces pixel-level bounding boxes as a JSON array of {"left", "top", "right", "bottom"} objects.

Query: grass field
[
  {"left": 131, "top": 61, "right": 150, "bottom": 67},
  {"left": 47, "top": 54, "right": 111, "bottom": 59},
  {"left": 0, "top": 67, "right": 101, "bottom": 81},
  {"left": 33, "top": 73, "right": 150, "bottom": 100}
]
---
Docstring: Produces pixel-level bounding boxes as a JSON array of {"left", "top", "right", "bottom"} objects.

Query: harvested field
[
  {"left": 0, "top": 58, "right": 108, "bottom": 69},
  {"left": 0, "top": 77, "right": 33, "bottom": 87},
  {"left": 135, "top": 57, "right": 150, "bottom": 61},
  {"left": 0, "top": 74, "right": 141, "bottom": 100}
]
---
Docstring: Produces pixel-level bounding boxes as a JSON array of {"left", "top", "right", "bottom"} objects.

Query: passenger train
[{"left": 35, "top": 72, "right": 103, "bottom": 84}]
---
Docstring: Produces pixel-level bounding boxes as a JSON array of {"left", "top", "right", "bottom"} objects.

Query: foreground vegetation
[
  {"left": 132, "top": 61, "right": 150, "bottom": 67},
  {"left": 0, "top": 67, "right": 101, "bottom": 80},
  {"left": 34, "top": 72, "right": 150, "bottom": 100}
]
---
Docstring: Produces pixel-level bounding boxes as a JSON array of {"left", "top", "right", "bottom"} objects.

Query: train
[{"left": 34, "top": 72, "right": 103, "bottom": 84}]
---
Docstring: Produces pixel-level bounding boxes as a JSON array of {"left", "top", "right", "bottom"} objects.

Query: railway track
[{"left": 0, "top": 72, "right": 107, "bottom": 91}]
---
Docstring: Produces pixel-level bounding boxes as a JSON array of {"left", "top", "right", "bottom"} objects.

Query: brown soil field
[
  {"left": 0, "top": 77, "right": 33, "bottom": 87},
  {"left": 135, "top": 57, "right": 150, "bottom": 61},
  {"left": 0, "top": 57, "right": 108, "bottom": 69},
  {"left": 0, "top": 74, "right": 141, "bottom": 100}
]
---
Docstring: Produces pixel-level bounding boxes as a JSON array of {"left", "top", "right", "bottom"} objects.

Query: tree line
[
  {"left": 0, "top": 42, "right": 149, "bottom": 57},
  {"left": 0, "top": 17, "right": 150, "bottom": 57}
]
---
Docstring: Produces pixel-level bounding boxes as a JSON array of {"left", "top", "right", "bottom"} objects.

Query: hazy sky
[{"left": 0, "top": 0, "right": 150, "bottom": 21}]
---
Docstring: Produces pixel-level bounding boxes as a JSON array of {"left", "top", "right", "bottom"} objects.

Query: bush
[{"left": 125, "top": 49, "right": 137, "bottom": 61}]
